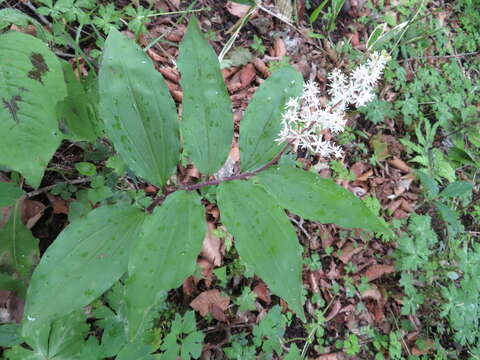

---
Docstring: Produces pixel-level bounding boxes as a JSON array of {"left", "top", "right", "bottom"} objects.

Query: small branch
[
  {"left": 24, "top": 1, "right": 52, "bottom": 28},
  {"left": 25, "top": 178, "right": 90, "bottom": 198}
]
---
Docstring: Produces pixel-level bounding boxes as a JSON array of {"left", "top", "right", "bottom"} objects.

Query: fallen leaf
[
  {"left": 239, "top": 63, "right": 256, "bottom": 88},
  {"left": 20, "top": 199, "right": 45, "bottom": 229},
  {"left": 273, "top": 37, "right": 286, "bottom": 57},
  {"left": 226, "top": 1, "right": 252, "bottom": 17},
  {"left": 325, "top": 300, "right": 342, "bottom": 321},
  {"left": 388, "top": 157, "right": 411, "bottom": 173},
  {"left": 363, "top": 264, "right": 395, "bottom": 282},
  {"left": 190, "top": 289, "right": 230, "bottom": 317},
  {"left": 201, "top": 222, "right": 223, "bottom": 267},
  {"left": 253, "top": 282, "right": 271, "bottom": 304},
  {"left": 46, "top": 194, "right": 69, "bottom": 215},
  {"left": 336, "top": 242, "right": 362, "bottom": 264}
]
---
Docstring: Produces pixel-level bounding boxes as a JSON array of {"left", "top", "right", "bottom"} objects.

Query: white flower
[{"left": 276, "top": 51, "right": 390, "bottom": 158}]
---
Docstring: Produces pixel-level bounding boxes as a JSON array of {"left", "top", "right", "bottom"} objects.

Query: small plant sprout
[{"left": 276, "top": 51, "right": 391, "bottom": 158}]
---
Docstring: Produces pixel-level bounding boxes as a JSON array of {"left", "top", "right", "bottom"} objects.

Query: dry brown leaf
[
  {"left": 201, "top": 222, "right": 223, "bottom": 267},
  {"left": 190, "top": 289, "right": 230, "bottom": 317},
  {"left": 253, "top": 282, "right": 271, "bottom": 304},
  {"left": 336, "top": 242, "right": 362, "bottom": 264},
  {"left": 20, "top": 199, "right": 45, "bottom": 229},
  {"left": 325, "top": 300, "right": 342, "bottom": 321},
  {"left": 364, "top": 264, "right": 395, "bottom": 282},
  {"left": 46, "top": 194, "right": 69, "bottom": 215},
  {"left": 273, "top": 37, "right": 287, "bottom": 57},
  {"left": 253, "top": 58, "right": 270, "bottom": 78},
  {"left": 388, "top": 157, "right": 411, "bottom": 173},
  {"left": 239, "top": 63, "right": 256, "bottom": 88},
  {"left": 361, "top": 286, "right": 382, "bottom": 302},
  {"left": 226, "top": 1, "right": 252, "bottom": 17}
]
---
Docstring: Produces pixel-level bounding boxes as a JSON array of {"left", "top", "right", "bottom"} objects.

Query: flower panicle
[{"left": 276, "top": 51, "right": 390, "bottom": 158}]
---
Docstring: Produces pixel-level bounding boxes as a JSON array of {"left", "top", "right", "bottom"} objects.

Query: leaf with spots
[
  {"left": 239, "top": 66, "right": 303, "bottom": 171},
  {"left": 125, "top": 191, "right": 206, "bottom": 340},
  {"left": 178, "top": 17, "right": 234, "bottom": 175},
  {"left": 256, "top": 166, "right": 392, "bottom": 235},
  {"left": 23, "top": 204, "right": 146, "bottom": 322},
  {"left": 0, "top": 31, "right": 67, "bottom": 188},
  {"left": 217, "top": 180, "right": 305, "bottom": 321},
  {"left": 99, "top": 28, "right": 180, "bottom": 187}
]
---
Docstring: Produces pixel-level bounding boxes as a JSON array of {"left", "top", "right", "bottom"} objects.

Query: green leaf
[
  {"left": 217, "top": 180, "right": 305, "bottom": 321},
  {"left": 439, "top": 181, "right": 473, "bottom": 198},
  {"left": 99, "top": 28, "right": 180, "bottom": 187},
  {"left": 0, "top": 324, "right": 22, "bottom": 347},
  {"left": 239, "top": 66, "right": 303, "bottom": 171},
  {"left": 11, "top": 310, "right": 90, "bottom": 360},
  {"left": 126, "top": 191, "right": 205, "bottom": 339},
  {"left": 0, "top": 182, "right": 25, "bottom": 207},
  {"left": 75, "top": 162, "right": 96, "bottom": 176},
  {"left": 57, "top": 61, "right": 98, "bottom": 142},
  {"left": 257, "top": 166, "right": 391, "bottom": 234},
  {"left": 416, "top": 170, "right": 439, "bottom": 199},
  {"left": 178, "top": 17, "right": 233, "bottom": 175},
  {"left": 0, "top": 206, "right": 39, "bottom": 286},
  {"left": 24, "top": 204, "right": 145, "bottom": 322},
  {"left": 0, "top": 31, "right": 67, "bottom": 188}
]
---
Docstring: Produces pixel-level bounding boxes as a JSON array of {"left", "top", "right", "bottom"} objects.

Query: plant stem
[{"left": 146, "top": 140, "right": 293, "bottom": 213}]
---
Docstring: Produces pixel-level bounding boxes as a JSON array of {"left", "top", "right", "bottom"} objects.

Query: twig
[
  {"left": 25, "top": 178, "right": 90, "bottom": 198},
  {"left": 24, "top": 1, "right": 52, "bottom": 28}
]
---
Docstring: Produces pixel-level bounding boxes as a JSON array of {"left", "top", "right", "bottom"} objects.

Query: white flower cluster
[{"left": 277, "top": 51, "right": 390, "bottom": 158}]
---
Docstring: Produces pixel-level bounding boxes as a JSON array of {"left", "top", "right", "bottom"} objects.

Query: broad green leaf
[
  {"left": 0, "top": 31, "right": 67, "bottom": 188},
  {"left": 0, "top": 182, "right": 25, "bottom": 207},
  {"left": 99, "top": 28, "right": 180, "bottom": 187},
  {"left": 217, "top": 180, "right": 305, "bottom": 321},
  {"left": 439, "top": 181, "right": 473, "bottom": 198},
  {"left": 239, "top": 66, "right": 303, "bottom": 171},
  {"left": 126, "top": 191, "right": 205, "bottom": 339},
  {"left": 257, "top": 166, "right": 391, "bottom": 234},
  {"left": 178, "top": 17, "right": 233, "bottom": 175},
  {"left": 0, "top": 324, "right": 22, "bottom": 347},
  {"left": 57, "top": 61, "right": 98, "bottom": 142},
  {"left": 13, "top": 310, "right": 90, "bottom": 360},
  {"left": 24, "top": 204, "right": 145, "bottom": 322},
  {"left": 0, "top": 206, "right": 39, "bottom": 288},
  {"left": 0, "top": 9, "right": 49, "bottom": 41}
]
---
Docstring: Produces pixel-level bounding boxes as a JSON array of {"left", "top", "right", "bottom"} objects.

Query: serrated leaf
[
  {"left": 57, "top": 61, "right": 98, "bottom": 142},
  {"left": 239, "top": 66, "right": 303, "bottom": 171},
  {"left": 439, "top": 181, "right": 473, "bottom": 198},
  {"left": 178, "top": 17, "right": 233, "bottom": 175},
  {"left": 0, "top": 31, "right": 67, "bottom": 188},
  {"left": 24, "top": 204, "right": 146, "bottom": 322},
  {"left": 257, "top": 166, "right": 391, "bottom": 234},
  {"left": 0, "top": 182, "right": 25, "bottom": 207},
  {"left": 217, "top": 180, "right": 305, "bottom": 321},
  {"left": 126, "top": 191, "right": 205, "bottom": 339},
  {"left": 13, "top": 310, "right": 90, "bottom": 360},
  {"left": 99, "top": 28, "right": 180, "bottom": 187}
]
